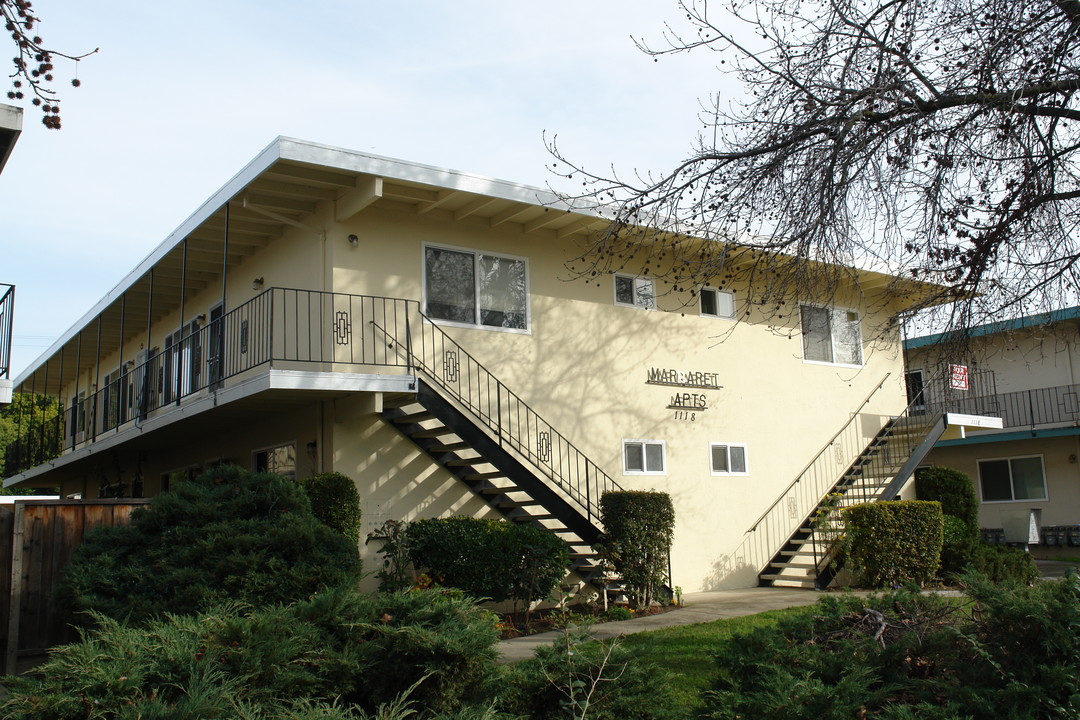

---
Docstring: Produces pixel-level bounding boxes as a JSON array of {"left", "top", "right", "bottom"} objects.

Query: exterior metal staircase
[
  {"left": 758, "top": 409, "right": 948, "bottom": 588},
  {"left": 371, "top": 313, "right": 622, "bottom": 593}
]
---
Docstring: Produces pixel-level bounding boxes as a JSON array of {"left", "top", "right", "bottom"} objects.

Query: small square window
[
  {"left": 254, "top": 442, "right": 297, "bottom": 480},
  {"left": 700, "top": 288, "right": 735, "bottom": 319},
  {"left": 623, "top": 439, "right": 665, "bottom": 475},
  {"left": 711, "top": 443, "right": 748, "bottom": 475},
  {"left": 614, "top": 275, "right": 656, "bottom": 309}
]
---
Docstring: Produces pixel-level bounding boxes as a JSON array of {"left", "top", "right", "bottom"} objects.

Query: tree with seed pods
[
  {"left": 552, "top": 0, "right": 1080, "bottom": 343},
  {"left": 2, "top": 0, "right": 95, "bottom": 128}
]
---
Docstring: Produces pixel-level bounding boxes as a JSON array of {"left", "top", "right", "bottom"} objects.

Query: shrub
[
  {"left": 369, "top": 518, "right": 414, "bottom": 593},
  {"left": 404, "top": 517, "right": 568, "bottom": 612},
  {"left": 915, "top": 466, "right": 979, "bottom": 538},
  {"left": 970, "top": 542, "right": 1039, "bottom": 585},
  {"left": 595, "top": 491, "right": 674, "bottom": 609},
  {"left": 56, "top": 465, "right": 361, "bottom": 624},
  {"left": 498, "top": 626, "right": 681, "bottom": 720},
  {"left": 2, "top": 586, "right": 503, "bottom": 719},
  {"left": 842, "top": 500, "right": 942, "bottom": 587},
  {"left": 301, "top": 471, "right": 362, "bottom": 544},
  {"left": 914, "top": 467, "right": 984, "bottom": 578},
  {"left": 699, "top": 574, "right": 1080, "bottom": 720}
]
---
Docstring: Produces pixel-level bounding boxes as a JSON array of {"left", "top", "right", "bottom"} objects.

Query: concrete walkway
[
  {"left": 498, "top": 587, "right": 826, "bottom": 664},
  {"left": 498, "top": 559, "right": 1079, "bottom": 664}
]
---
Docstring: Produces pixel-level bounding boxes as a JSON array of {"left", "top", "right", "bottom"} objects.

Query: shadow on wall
[{"left": 702, "top": 554, "right": 761, "bottom": 590}]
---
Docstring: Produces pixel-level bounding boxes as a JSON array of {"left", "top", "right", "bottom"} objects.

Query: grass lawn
[{"left": 617, "top": 605, "right": 816, "bottom": 717}]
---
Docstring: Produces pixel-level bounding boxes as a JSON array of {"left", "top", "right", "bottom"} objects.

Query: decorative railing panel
[{"left": 6, "top": 289, "right": 620, "bottom": 526}]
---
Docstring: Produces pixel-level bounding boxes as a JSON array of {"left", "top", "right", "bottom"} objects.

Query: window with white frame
[
  {"left": 700, "top": 288, "right": 736, "bottom": 319},
  {"left": 800, "top": 305, "right": 863, "bottom": 365},
  {"left": 623, "top": 439, "right": 665, "bottom": 475},
  {"left": 614, "top": 274, "right": 656, "bottom": 309},
  {"left": 424, "top": 245, "right": 528, "bottom": 331},
  {"left": 253, "top": 442, "right": 297, "bottom": 480},
  {"left": 710, "top": 443, "right": 748, "bottom": 475},
  {"left": 978, "top": 456, "right": 1047, "bottom": 502}
]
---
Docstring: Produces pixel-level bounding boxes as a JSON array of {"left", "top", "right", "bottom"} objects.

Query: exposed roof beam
[
  {"left": 524, "top": 209, "right": 563, "bottom": 234},
  {"left": 489, "top": 203, "right": 531, "bottom": 228},
  {"left": 242, "top": 196, "right": 321, "bottom": 233},
  {"left": 382, "top": 183, "right": 440, "bottom": 204},
  {"left": 557, "top": 217, "right": 606, "bottom": 239},
  {"left": 243, "top": 193, "right": 317, "bottom": 215},
  {"left": 335, "top": 176, "right": 383, "bottom": 222},
  {"left": 417, "top": 189, "right": 458, "bottom": 215},
  {"left": 454, "top": 197, "right": 499, "bottom": 222},
  {"left": 247, "top": 179, "right": 336, "bottom": 202},
  {"left": 264, "top": 162, "right": 356, "bottom": 189}
]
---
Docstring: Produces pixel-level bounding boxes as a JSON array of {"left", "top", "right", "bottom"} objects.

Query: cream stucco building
[
  {"left": 905, "top": 310, "right": 1080, "bottom": 551},
  {"left": 5, "top": 138, "right": 979, "bottom": 592}
]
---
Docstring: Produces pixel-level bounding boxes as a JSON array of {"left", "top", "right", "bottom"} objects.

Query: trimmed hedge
[
  {"left": 915, "top": 468, "right": 976, "bottom": 578},
  {"left": 596, "top": 491, "right": 674, "bottom": 609},
  {"left": 971, "top": 543, "right": 1040, "bottom": 585},
  {"left": 843, "top": 500, "right": 942, "bottom": 587},
  {"left": 300, "top": 471, "right": 362, "bottom": 544},
  {"left": 404, "top": 517, "right": 568, "bottom": 610},
  {"left": 56, "top": 465, "right": 361, "bottom": 624}
]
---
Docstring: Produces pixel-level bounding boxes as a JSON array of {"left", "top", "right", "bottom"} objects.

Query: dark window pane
[
  {"left": 979, "top": 459, "right": 1013, "bottom": 501},
  {"left": 425, "top": 247, "right": 476, "bottom": 324}
]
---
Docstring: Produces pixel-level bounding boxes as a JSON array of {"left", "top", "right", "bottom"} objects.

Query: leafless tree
[
  {"left": 3, "top": 0, "right": 95, "bottom": 128},
  {"left": 551, "top": 0, "right": 1080, "bottom": 340}
]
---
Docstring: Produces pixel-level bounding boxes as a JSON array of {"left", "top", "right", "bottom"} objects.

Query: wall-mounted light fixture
[
  {"left": 306, "top": 441, "right": 317, "bottom": 455},
  {"left": 252, "top": 277, "right": 264, "bottom": 290},
  {"left": 348, "top": 234, "right": 359, "bottom": 248}
]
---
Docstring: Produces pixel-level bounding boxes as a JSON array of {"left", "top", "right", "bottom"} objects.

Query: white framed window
[
  {"left": 978, "top": 455, "right": 1047, "bottom": 502},
  {"left": 614, "top": 274, "right": 656, "bottom": 310},
  {"left": 253, "top": 442, "right": 297, "bottom": 480},
  {"left": 424, "top": 244, "right": 529, "bottom": 331},
  {"left": 800, "top": 304, "right": 863, "bottom": 366},
  {"left": 710, "top": 443, "right": 748, "bottom": 475},
  {"left": 623, "top": 439, "right": 666, "bottom": 475},
  {"left": 700, "top": 288, "right": 736, "bottom": 319}
]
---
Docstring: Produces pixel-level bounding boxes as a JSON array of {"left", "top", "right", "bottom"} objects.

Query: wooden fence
[{"left": 1, "top": 499, "right": 150, "bottom": 674}]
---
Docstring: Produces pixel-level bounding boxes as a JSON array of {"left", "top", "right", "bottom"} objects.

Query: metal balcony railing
[{"left": 5, "top": 289, "right": 621, "bottom": 524}]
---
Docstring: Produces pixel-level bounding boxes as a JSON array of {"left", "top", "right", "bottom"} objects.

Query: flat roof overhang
[
  {"left": 3, "top": 369, "right": 414, "bottom": 489},
  {"left": 13, "top": 137, "right": 945, "bottom": 397},
  {"left": 0, "top": 103, "right": 22, "bottom": 176}
]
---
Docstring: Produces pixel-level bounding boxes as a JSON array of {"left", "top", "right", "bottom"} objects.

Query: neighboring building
[
  {"left": 905, "top": 310, "right": 1080, "bottom": 551},
  {"left": 0, "top": 103, "right": 21, "bottom": 405},
  {"left": 3, "top": 137, "right": 987, "bottom": 591}
]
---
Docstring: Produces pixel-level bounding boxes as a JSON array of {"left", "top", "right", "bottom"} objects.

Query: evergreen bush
[
  {"left": 843, "top": 500, "right": 942, "bottom": 587},
  {"left": 498, "top": 626, "right": 680, "bottom": 720},
  {"left": 404, "top": 517, "right": 568, "bottom": 612},
  {"left": 699, "top": 573, "right": 1080, "bottom": 720},
  {"left": 970, "top": 542, "right": 1040, "bottom": 585},
  {"left": 914, "top": 466, "right": 979, "bottom": 537},
  {"left": 916, "top": 466, "right": 980, "bottom": 577},
  {"left": 595, "top": 491, "right": 674, "bottom": 609},
  {"left": 301, "top": 471, "right": 362, "bottom": 544},
  {"left": 56, "top": 465, "right": 361, "bottom": 624},
  {"left": 2, "top": 586, "right": 502, "bottom": 719}
]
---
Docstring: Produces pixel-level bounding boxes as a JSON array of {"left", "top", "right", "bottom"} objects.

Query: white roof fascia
[{"left": 16, "top": 138, "right": 604, "bottom": 386}]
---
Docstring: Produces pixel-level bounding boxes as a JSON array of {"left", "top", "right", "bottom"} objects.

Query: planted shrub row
[{"left": 843, "top": 500, "right": 943, "bottom": 587}]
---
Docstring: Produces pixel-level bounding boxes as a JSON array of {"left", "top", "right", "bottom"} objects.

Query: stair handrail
[
  {"left": 746, "top": 372, "right": 893, "bottom": 534},
  {"left": 371, "top": 307, "right": 623, "bottom": 525}
]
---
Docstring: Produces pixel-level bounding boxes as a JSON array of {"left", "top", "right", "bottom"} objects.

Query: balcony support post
[{"left": 93, "top": 315, "right": 101, "bottom": 441}]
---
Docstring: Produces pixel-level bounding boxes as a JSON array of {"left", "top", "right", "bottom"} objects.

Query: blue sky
[{"left": 1, "top": 0, "right": 740, "bottom": 377}]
